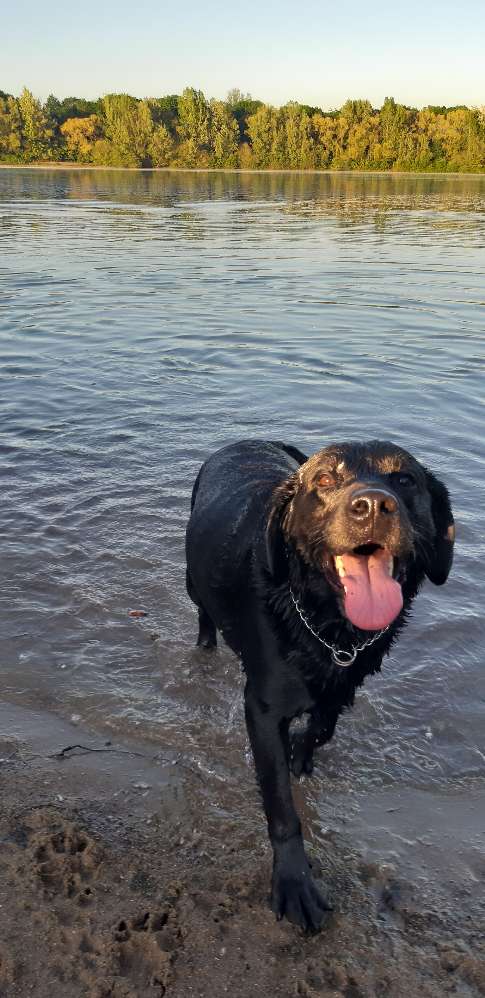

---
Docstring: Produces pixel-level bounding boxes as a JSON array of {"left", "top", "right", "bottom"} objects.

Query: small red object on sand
[{"left": 128, "top": 609, "right": 148, "bottom": 618}]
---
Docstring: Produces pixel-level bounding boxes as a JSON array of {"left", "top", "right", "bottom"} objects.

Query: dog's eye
[
  {"left": 395, "top": 473, "right": 415, "bottom": 487},
  {"left": 316, "top": 473, "right": 335, "bottom": 489}
]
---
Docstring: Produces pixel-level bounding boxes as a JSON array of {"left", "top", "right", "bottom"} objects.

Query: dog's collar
[{"left": 288, "top": 585, "right": 389, "bottom": 668}]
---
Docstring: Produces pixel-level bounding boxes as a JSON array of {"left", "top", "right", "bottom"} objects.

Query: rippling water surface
[{"left": 1, "top": 168, "right": 484, "bottom": 892}]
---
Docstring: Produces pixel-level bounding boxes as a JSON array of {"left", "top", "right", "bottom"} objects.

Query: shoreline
[
  {"left": 0, "top": 700, "right": 484, "bottom": 997},
  {"left": 1, "top": 162, "right": 485, "bottom": 178}
]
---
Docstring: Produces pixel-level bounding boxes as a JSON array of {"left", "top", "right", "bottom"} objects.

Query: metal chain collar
[{"left": 289, "top": 585, "right": 389, "bottom": 667}]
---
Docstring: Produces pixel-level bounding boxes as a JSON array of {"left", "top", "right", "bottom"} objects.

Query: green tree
[
  {"left": 45, "top": 94, "right": 100, "bottom": 126},
  {"left": 226, "top": 88, "right": 252, "bottom": 106},
  {"left": 431, "top": 108, "right": 485, "bottom": 171},
  {"left": 101, "top": 93, "right": 153, "bottom": 166},
  {"left": 147, "top": 95, "right": 179, "bottom": 134},
  {"left": 177, "top": 88, "right": 210, "bottom": 147},
  {"left": 412, "top": 109, "right": 436, "bottom": 169},
  {"left": 378, "top": 97, "right": 415, "bottom": 167},
  {"left": 0, "top": 94, "right": 22, "bottom": 159},
  {"left": 18, "top": 87, "right": 52, "bottom": 161},
  {"left": 148, "top": 123, "right": 174, "bottom": 166},
  {"left": 281, "top": 103, "right": 315, "bottom": 169},
  {"left": 300, "top": 104, "right": 323, "bottom": 117},
  {"left": 210, "top": 100, "right": 239, "bottom": 167},
  {"left": 176, "top": 88, "right": 212, "bottom": 166},
  {"left": 227, "top": 92, "right": 263, "bottom": 142},
  {"left": 340, "top": 99, "right": 374, "bottom": 125},
  {"left": 312, "top": 113, "right": 338, "bottom": 168},
  {"left": 247, "top": 104, "right": 279, "bottom": 168}
]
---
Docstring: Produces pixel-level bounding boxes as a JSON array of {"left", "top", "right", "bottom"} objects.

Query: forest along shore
[{"left": 1, "top": 88, "right": 485, "bottom": 172}]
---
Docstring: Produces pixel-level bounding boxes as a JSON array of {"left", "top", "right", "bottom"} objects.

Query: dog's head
[{"left": 266, "top": 440, "right": 454, "bottom": 632}]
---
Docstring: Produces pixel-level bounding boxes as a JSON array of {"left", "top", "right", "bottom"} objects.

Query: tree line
[{"left": 1, "top": 87, "right": 484, "bottom": 172}]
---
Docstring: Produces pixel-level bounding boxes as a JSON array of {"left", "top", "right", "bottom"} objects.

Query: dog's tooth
[{"left": 335, "top": 555, "right": 346, "bottom": 577}]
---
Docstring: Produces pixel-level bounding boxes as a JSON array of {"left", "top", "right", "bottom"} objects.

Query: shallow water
[{"left": 1, "top": 168, "right": 484, "bottom": 896}]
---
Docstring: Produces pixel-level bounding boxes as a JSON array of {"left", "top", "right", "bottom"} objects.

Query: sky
[{"left": 3, "top": 0, "right": 485, "bottom": 109}]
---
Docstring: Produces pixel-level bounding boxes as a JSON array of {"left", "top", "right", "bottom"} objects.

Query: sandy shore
[
  {"left": 0, "top": 703, "right": 483, "bottom": 998},
  {"left": 1, "top": 163, "right": 485, "bottom": 177}
]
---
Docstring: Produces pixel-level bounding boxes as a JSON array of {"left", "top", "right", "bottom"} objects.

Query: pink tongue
[{"left": 338, "top": 549, "right": 403, "bottom": 631}]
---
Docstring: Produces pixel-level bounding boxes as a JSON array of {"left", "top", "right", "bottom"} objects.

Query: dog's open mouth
[{"left": 333, "top": 543, "right": 403, "bottom": 631}]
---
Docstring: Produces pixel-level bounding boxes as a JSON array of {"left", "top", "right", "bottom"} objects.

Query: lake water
[{"left": 1, "top": 168, "right": 484, "bottom": 903}]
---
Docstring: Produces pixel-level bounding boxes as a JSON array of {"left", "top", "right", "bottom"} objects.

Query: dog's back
[{"left": 186, "top": 439, "right": 302, "bottom": 638}]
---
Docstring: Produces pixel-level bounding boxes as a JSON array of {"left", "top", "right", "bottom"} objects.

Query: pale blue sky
[{"left": 3, "top": 0, "right": 485, "bottom": 109}]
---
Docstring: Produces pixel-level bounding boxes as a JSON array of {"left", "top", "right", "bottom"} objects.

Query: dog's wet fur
[{"left": 185, "top": 439, "right": 454, "bottom": 931}]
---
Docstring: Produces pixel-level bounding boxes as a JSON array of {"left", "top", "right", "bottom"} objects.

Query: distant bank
[
  {"left": 1, "top": 89, "right": 484, "bottom": 173},
  {"left": 1, "top": 163, "right": 485, "bottom": 177}
]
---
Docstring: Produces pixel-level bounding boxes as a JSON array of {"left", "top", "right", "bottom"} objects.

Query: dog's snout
[{"left": 350, "top": 487, "right": 398, "bottom": 523}]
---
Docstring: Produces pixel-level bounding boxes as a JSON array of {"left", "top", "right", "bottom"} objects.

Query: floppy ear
[
  {"left": 265, "top": 476, "right": 298, "bottom": 582},
  {"left": 424, "top": 469, "right": 455, "bottom": 585}
]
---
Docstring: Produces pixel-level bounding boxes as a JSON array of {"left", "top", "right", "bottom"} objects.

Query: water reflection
[{"left": 1, "top": 166, "right": 485, "bottom": 210}]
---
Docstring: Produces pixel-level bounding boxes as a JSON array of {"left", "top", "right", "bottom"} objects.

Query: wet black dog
[{"left": 185, "top": 439, "right": 454, "bottom": 931}]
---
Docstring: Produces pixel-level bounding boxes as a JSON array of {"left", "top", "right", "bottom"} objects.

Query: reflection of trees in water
[
  {"left": 0, "top": 171, "right": 209, "bottom": 244},
  {"left": 281, "top": 181, "right": 485, "bottom": 241},
  {"left": 1, "top": 169, "right": 484, "bottom": 246},
  {"left": 3, "top": 166, "right": 485, "bottom": 206}
]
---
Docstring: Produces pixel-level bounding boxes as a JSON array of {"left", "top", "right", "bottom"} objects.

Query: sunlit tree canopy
[{"left": 0, "top": 86, "right": 484, "bottom": 171}]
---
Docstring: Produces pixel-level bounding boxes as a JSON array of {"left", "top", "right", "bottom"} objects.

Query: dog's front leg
[
  {"left": 244, "top": 681, "right": 331, "bottom": 931},
  {"left": 290, "top": 708, "right": 339, "bottom": 778}
]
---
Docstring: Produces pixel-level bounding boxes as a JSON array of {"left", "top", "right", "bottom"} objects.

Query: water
[{"left": 1, "top": 168, "right": 484, "bottom": 896}]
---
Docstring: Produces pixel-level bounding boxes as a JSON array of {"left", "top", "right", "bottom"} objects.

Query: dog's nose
[{"left": 349, "top": 488, "right": 398, "bottom": 522}]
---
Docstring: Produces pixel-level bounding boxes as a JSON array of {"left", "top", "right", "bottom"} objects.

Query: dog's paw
[
  {"left": 271, "top": 858, "right": 332, "bottom": 932},
  {"left": 196, "top": 635, "right": 217, "bottom": 651},
  {"left": 289, "top": 732, "right": 314, "bottom": 779}
]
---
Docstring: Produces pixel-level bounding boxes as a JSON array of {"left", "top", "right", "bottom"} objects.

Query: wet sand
[{"left": 1, "top": 705, "right": 484, "bottom": 998}]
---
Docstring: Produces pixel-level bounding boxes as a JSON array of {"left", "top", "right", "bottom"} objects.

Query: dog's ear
[
  {"left": 423, "top": 469, "right": 455, "bottom": 585},
  {"left": 265, "top": 475, "right": 298, "bottom": 582}
]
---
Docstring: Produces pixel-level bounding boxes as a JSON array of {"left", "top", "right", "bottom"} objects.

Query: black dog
[{"left": 185, "top": 439, "right": 454, "bottom": 931}]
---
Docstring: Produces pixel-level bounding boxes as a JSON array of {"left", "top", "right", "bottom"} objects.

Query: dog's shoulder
[{"left": 191, "top": 440, "right": 302, "bottom": 520}]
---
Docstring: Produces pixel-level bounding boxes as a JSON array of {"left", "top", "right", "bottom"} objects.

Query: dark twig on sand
[{"left": 51, "top": 743, "right": 150, "bottom": 760}]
